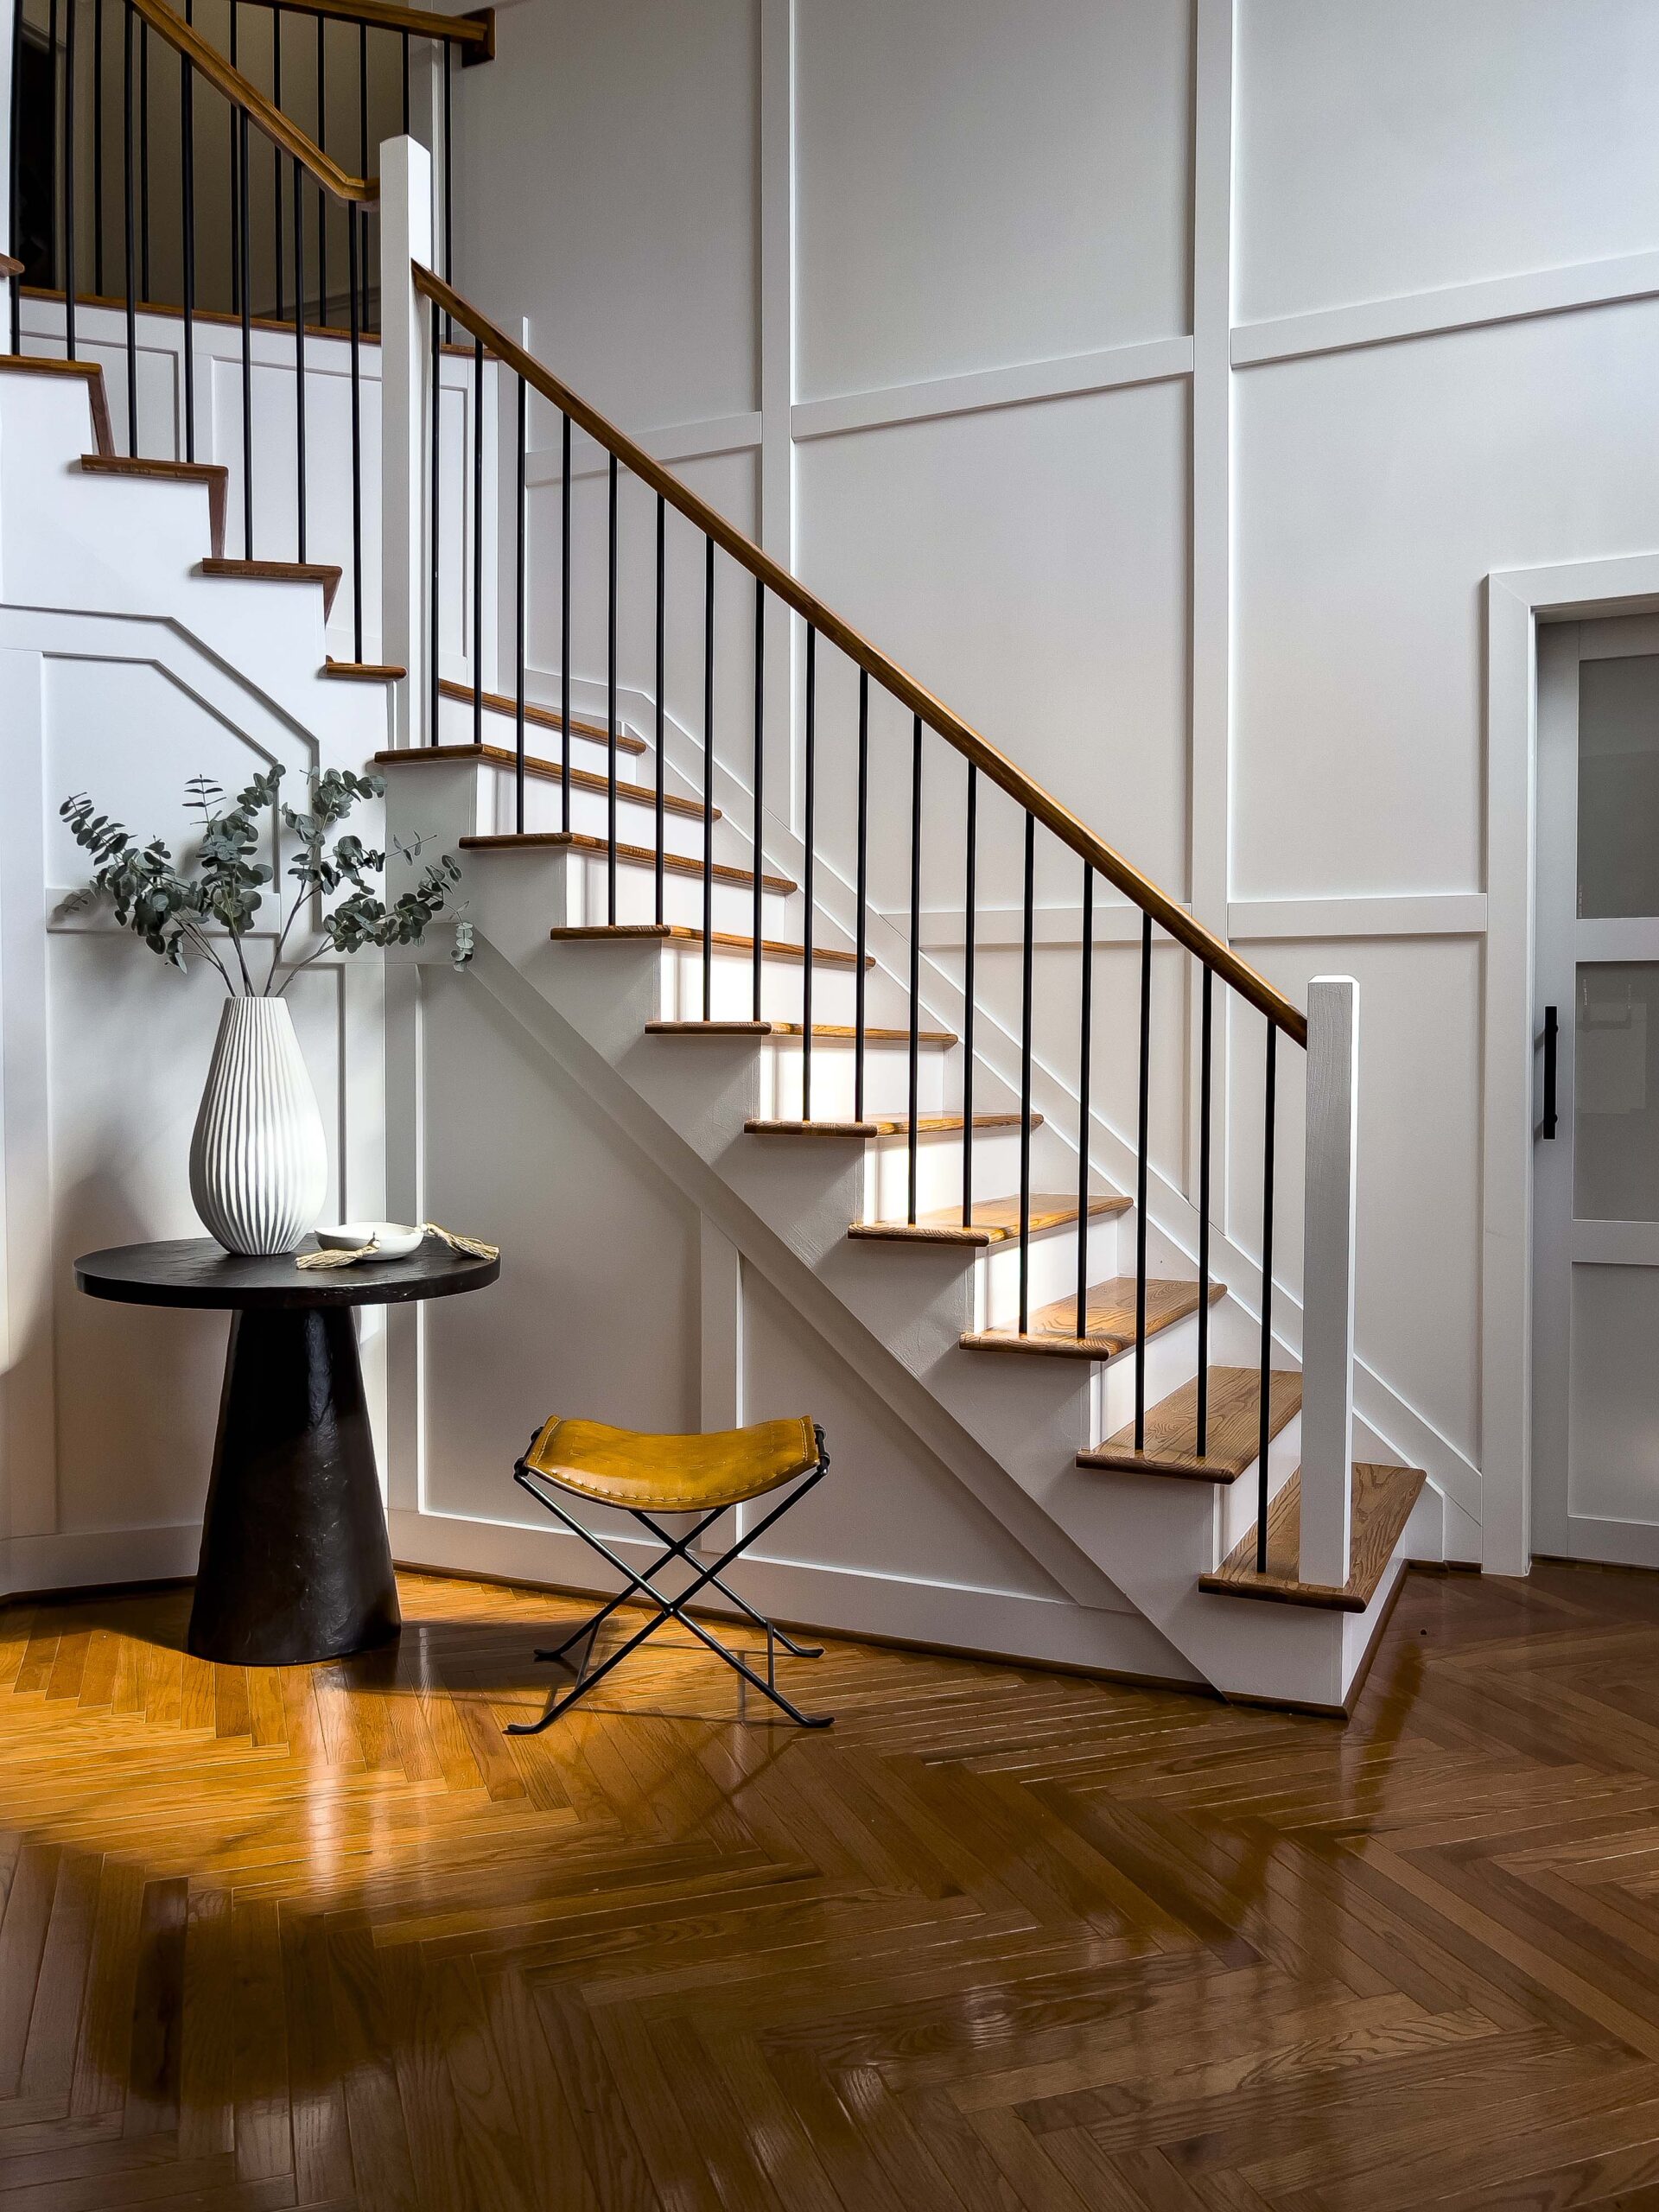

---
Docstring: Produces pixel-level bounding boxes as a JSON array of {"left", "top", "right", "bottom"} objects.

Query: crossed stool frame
[{"left": 505, "top": 1415, "right": 833, "bottom": 1732}]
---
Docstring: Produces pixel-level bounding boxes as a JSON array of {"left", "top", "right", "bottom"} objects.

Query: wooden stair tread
[
  {"left": 550, "top": 925, "right": 868, "bottom": 967},
  {"left": 459, "top": 830, "right": 795, "bottom": 893},
  {"left": 1079, "top": 1366, "right": 1302, "bottom": 1480},
  {"left": 745, "top": 1112, "right": 1034, "bottom": 1139},
  {"left": 849, "top": 1192, "right": 1128, "bottom": 1248},
  {"left": 79, "top": 451, "right": 228, "bottom": 555},
  {"left": 0, "top": 352, "right": 112, "bottom": 453},
  {"left": 1198, "top": 1462, "right": 1427, "bottom": 1611},
  {"left": 437, "top": 676, "right": 645, "bottom": 753},
  {"left": 644, "top": 1020, "right": 957, "bottom": 1046},
  {"left": 963, "top": 1274, "right": 1224, "bottom": 1356},
  {"left": 325, "top": 658, "right": 406, "bottom": 681},
  {"left": 196, "top": 556, "right": 342, "bottom": 620},
  {"left": 372, "top": 743, "right": 715, "bottom": 823}
]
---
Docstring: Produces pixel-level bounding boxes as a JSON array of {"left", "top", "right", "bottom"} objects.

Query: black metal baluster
[
  {"left": 1017, "top": 811, "right": 1035, "bottom": 1335},
  {"left": 906, "top": 715, "right": 922, "bottom": 1222},
  {"left": 270, "top": 6, "right": 282, "bottom": 321},
  {"left": 1197, "top": 965, "right": 1213, "bottom": 1458},
  {"left": 429, "top": 293, "right": 440, "bottom": 741},
  {"left": 854, "top": 671, "right": 868, "bottom": 1122},
  {"left": 315, "top": 16, "right": 325, "bottom": 325},
  {"left": 1134, "top": 912, "right": 1152, "bottom": 1446},
  {"left": 292, "top": 148, "right": 304, "bottom": 559},
  {"left": 62, "top": 0, "right": 76, "bottom": 358},
  {"left": 137, "top": 19, "right": 148, "bottom": 301},
  {"left": 226, "top": 0, "right": 238, "bottom": 314},
  {"left": 559, "top": 409, "right": 570, "bottom": 830},
  {"left": 801, "top": 625, "right": 816, "bottom": 1120},
  {"left": 179, "top": 22, "right": 193, "bottom": 453},
  {"left": 7, "top": 0, "right": 22, "bottom": 351},
  {"left": 46, "top": 0, "right": 59, "bottom": 322},
  {"left": 607, "top": 450, "right": 619, "bottom": 923},
  {"left": 750, "top": 576, "right": 764, "bottom": 1020},
  {"left": 238, "top": 100, "right": 251, "bottom": 551},
  {"left": 514, "top": 370, "right": 525, "bottom": 832},
  {"left": 471, "top": 329, "right": 482, "bottom": 745},
  {"left": 93, "top": 0, "right": 103, "bottom": 296},
  {"left": 653, "top": 493, "right": 665, "bottom": 927},
  {"left": 702, "top": 536, "right": 715, "bottom": 1019},
  {"left": 441, "top": 38, "right": 451, "bottom": 336},
  {"left": 347, "top": 202, "right": 361, "bottom": 657},
  {"left": 1256, "top": 1019, "right": 1277, "bottom": 1573},
  {"left": 122, "top": 0, "right": 135, "bottom": 450},
  {"left": 1076, "top": 863, "right": 1093, "bottom": 1338},
  {"left": 962, "top": 762, "right": 976, "bottom": 1229}
]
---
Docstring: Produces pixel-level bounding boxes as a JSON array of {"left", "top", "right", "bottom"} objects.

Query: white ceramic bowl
[{"left": 313, "top": 1221, "right": 426, "bottom": 1261}]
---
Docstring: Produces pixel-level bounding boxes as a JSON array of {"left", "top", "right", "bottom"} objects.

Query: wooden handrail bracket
[{"left": 410, "top": 261, "right": 1306, "bottom": 1043}]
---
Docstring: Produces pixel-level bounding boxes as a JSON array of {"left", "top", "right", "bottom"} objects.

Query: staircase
[{"left": 0, "top": 0, "right": 1436, "bottom": 1714}]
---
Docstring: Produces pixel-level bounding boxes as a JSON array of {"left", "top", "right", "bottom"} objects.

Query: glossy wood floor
[{"left": 4, "top": 1562, "right": 1659, "bottom": 2210}]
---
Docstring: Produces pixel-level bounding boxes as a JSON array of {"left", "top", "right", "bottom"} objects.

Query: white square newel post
[
  {"left": 378, "top": 134, "right": 434, "bottom": 748},
  {"left": 1298, "top": 976, "right": 1359, "bottom": 1592}
]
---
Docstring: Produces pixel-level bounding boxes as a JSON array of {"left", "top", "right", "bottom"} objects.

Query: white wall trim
[
  {"left": 1484, "top": 550, "right": 1659, "bottom": 1578},
  {"left": 1229, "top": 893, "right": 1489, "bottom": 940},
  {"left": 527, "top": 410, "right": 765, "bottom": 487},
  {"left": 790, "top": 335, "right": 1195, "bottom": 444},
  {"left": 1232, "top": 247, "right": 1659, "bottom": 371}
]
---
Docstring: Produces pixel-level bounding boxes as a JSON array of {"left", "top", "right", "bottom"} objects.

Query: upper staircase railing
[{"left": 3, "top": 0, "right": 489, "bottom": 658}]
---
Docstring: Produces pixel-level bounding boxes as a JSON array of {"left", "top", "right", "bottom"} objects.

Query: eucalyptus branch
[{"left": 60, "top": 767, "right": 472, "bottom": 999}]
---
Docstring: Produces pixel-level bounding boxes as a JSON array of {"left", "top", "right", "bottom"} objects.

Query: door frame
[{"left": 1485, "top": 553, "right": 1659, "bottom": 1576}]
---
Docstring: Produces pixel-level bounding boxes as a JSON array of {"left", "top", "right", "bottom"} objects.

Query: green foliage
[{"left": 60, "top": 764, "right": 471, "bottom": 996}]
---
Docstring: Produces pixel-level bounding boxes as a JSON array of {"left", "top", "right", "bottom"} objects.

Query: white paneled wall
[{"left": 447, "top": 0, "right": 1659, "bottom": 1575}]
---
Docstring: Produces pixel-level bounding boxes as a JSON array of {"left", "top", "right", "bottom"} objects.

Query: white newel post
[
  {"left": 1299, "top": 976, "right": 1359, "bottom": 1590},
  {"left": 378, "top": 135, "right": 433, "bottom": 747}
]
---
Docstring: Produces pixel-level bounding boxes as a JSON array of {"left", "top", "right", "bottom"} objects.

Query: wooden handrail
[
  {"left": 129, "top": 0, "right": 377, "bottom": 203},
  {"left": 412, "top": 263, "right": 1307, "bottom": 1046},
  {"left": 202, "top": 0, "right": 493, "bottom": 54}
]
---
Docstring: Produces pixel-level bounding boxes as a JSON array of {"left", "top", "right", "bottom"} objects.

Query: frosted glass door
[{"left": 1534, "top": 624, "right": 1659, "bottom": 1567}]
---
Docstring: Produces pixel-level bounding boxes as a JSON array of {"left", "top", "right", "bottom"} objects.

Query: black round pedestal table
[{"left": 74, "top": 1237, "right": 499, "bottom": 1666}]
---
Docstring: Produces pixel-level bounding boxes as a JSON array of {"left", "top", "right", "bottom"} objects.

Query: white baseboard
[
  {"left": 5, "top": 1522, "right": 202, "bottom": 1599},
  {"left": 385, "top": 1507, "right": 1202, "bottom": 1686}
]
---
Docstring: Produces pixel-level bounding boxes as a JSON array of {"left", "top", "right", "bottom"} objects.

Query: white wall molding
[
  {"left": 1232, "top": 247, "right": 1659, "bottom": 372},
  {"left": 1229, "top": 893, "right": 1489, "bottom": 941},
  {"left": 790, "top": 334, "right": 1195, "bottom": 445},
  {"left": 527, "top": 410, "right": 764, "bottom": 487}
]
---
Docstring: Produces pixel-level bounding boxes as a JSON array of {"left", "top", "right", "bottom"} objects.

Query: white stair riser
[
  {"left": 1219, "top": 1412, "right": 1303, "bottom": 1560},
  {"left": 860, "top": 1123, "right": 1035, "bottom": 1222},
  {"left": 548, "top": 851, "right": 793, "bottom": 936},
  {"left": 975, "top": 1207, "right": 1127, "bottom": 1327},
  {"left": 477, "top": 768, "right": 721, "bottom": 860},
  {"left": 657, "top": 942, "right": 888, "bottom": 1027},
  {"left": 435, "top": 688, "right": 644, "bottom": 777},
  {"left": 760, "top": 1036, "right": 955, "bottom": 1120}
]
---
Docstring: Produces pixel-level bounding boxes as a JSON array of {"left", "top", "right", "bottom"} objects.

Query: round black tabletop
[{"left": 74, "top": 1234, "right": 500, "bottom": 1311}]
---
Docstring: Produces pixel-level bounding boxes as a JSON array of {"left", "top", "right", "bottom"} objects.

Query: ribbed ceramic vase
[{"left": 189, "top": 996, "right": 328, "bottom": 1256}]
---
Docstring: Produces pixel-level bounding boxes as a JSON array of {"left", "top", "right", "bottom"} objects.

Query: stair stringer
[{"left": 459, "top": 868, "right": 1368, "bottom": 1707}]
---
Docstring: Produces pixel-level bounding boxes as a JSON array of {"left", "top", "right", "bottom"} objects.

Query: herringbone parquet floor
[{"left": 4, "top": 1561, "right": 1659, "bottom": 2209}]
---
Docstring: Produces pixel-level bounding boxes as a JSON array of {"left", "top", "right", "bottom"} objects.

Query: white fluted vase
[{"left": 189, "top": 996, "right": 328, "bottom": 1256}]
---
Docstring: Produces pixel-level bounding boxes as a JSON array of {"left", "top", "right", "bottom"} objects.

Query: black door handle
[{"left": 1543, "top": 1005, "right": 1559, "bottom": 1139}]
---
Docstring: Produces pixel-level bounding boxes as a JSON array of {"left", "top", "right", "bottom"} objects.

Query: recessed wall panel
[
  {"left": 1236, "top": 0, "right": 1659, "bottom": 323},
  {"left": 796, "top": 0, "right": 1192, "bottom": 400}
]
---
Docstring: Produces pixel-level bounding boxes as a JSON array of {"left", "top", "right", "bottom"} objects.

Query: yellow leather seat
[{"left": 521, "top": 1414, "right": 822, "bottom": 1514}]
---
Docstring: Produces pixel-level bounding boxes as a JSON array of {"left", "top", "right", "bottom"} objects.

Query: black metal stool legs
[{"left": 506, "top": 1452, "right": 833, "bottom": 1732}]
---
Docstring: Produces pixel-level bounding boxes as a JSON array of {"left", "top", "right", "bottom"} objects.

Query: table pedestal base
[{"left": 188, "top": 1305, "right": 401, "bottom": 1666}]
